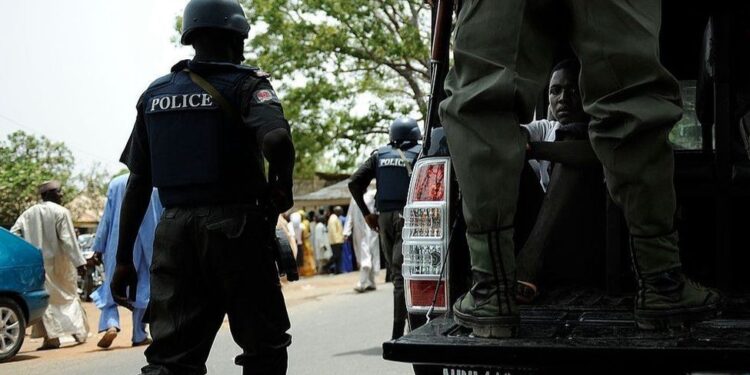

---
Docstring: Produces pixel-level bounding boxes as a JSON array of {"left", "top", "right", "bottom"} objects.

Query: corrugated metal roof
[{"left": 293, "top": 179, "right": 375, "bottom": 209}]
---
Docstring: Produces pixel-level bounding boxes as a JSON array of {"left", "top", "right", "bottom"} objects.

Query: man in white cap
[{"left": 11, "top": 180, "right": 90, "bottom": 350}]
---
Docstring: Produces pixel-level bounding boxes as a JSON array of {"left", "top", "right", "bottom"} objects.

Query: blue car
[{"left": 0, "top": 227, "right": 49, "bottom": 362}]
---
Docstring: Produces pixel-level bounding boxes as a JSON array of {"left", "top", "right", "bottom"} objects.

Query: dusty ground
[{"left": 9, "top": 271, "right": 373, "bottom": 365}]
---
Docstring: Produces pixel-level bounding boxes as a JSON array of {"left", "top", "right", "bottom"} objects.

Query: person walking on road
[
  {"left": 344, "top": 190, "right": 380, "bottom": 293},
  {"left": 91, "top": 173, "right": 162, "bottom": 348},
  {"left": 11, "top": 180, "right": 90, "bottom": 350}
]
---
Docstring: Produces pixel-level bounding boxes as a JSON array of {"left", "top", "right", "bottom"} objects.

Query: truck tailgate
[{"left": 383, "top": 296, "right": 750, "bottom": 373}]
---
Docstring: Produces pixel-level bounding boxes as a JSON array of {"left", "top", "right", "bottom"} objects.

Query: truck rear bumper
[{"left": 384, "top": 298, "right": 750, "bottom": 373}]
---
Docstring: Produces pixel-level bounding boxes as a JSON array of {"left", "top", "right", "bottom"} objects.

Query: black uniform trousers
[
  {"left": 141, "top": 205, "right": 291, "bottom": 375},
  {"left": 378, "top": 210, "right": 407, "bottom": 339}
]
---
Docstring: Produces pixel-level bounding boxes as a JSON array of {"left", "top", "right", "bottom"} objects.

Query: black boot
[
  {"left": 453, "top": 230, "right": 519, "bottom": 338},
  {"left": 630, "top": 233, "right": 723, "bottom": 329}
]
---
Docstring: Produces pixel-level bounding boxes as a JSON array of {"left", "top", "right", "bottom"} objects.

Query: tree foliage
[
  {"left": 242, "top": 0, "right": 431, "bottom": 177},
  {"left": 0, "top": 131, "right": 76, "bottom": 226},
  {"left": 69, "top": 162, "right": 112, "bottom": 220}
]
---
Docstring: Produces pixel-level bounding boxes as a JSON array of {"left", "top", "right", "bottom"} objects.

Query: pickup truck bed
[{"left": 383, "top": 288, "right": 750, "bottom": 374}]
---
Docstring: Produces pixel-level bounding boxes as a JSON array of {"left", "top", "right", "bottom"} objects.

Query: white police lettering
[
  {"left": 149, "top": 93, "right": 215, "bottom": 113},
  {"left": 188, "top": 94, "right": 201, "bottom": 107},
  {"left": 380, "top": 158, "right": 407, "bottom": 168}
]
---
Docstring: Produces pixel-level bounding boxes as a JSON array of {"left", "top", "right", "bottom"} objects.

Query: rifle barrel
[
  {"left": 431, "top": 0, "right": 454, "bottom": 62},
  {"left": 424, "top": 0, "right": 454, "bottom": 153}
]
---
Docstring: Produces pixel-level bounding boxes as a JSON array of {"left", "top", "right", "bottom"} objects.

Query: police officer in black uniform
[
  {"left": 348, "top": 117, "right": 422, "bottom": 340},
  {"left": 110, "top": 1, "right": 295, "bottom": 374}
]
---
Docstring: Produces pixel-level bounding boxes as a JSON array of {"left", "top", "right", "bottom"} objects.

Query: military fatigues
[
  {"left": 349, "top": 143, "right": 421, "bottom": 339},
  {"left": 121, "top": 60, "right": 291, "bottom": 374},
  {"left": 440, "top": 0, "right": 720, "bottom": 334}
]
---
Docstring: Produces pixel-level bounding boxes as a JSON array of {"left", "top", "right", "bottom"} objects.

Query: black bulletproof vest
[
  {"left": 142, "top": 61, "right": 266, "bottom": 207},
  {"left": 375, "top": 143, "right": 421, "bottom": 212}
]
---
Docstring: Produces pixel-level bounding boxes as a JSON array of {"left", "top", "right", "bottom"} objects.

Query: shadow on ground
[
  {"left": 333, "top": 346, "right": 383, "bottom": 357},
  {"left": 5, "top": 354, "right": 40, "bottom": 363}
]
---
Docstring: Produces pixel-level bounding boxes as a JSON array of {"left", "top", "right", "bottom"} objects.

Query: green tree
[
  {"left": 68, "top": 162, "right": 112, "bottom": 221},
  {"left": 0, "top": 131, "right": 75, "bottom": 226},
  {"left": 242, "top": 0, "right": 431, "bottom": 177},
  {"left": 75, "top": 162, "right": 112, "bottom": 198}
]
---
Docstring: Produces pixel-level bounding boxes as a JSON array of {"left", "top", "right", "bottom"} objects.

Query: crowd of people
[
  {"left": 8, "top": 176, "right": 383, "bottom": 353},
  {"left": 277, "top": 204, "right": 381, "bottom": 282}
]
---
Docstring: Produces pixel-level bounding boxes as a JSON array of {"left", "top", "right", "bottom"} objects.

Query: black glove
[
  {"left": 268, "top": 166, "right": 293, "bottom": 211},
  {"left": 270, "top": 183, "right": 293, "bottom": 212},
  {"left": 111, "top": 263, "right": 138, "bottom": 311}
]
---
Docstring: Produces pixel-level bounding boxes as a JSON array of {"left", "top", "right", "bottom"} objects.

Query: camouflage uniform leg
[
  {"left": 567, "top": 0, "right": 721, "bottom": 328},
  {"left": 438, "top": 0, "right": 555, "bottom": 337}
]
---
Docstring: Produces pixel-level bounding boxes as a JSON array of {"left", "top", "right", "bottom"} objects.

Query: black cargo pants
[
  {"left": 378, "top": 210, "right": 407, "bottom": 339},
  {"left": 141, "top": 205, "right": 291, "bottom": 375}
]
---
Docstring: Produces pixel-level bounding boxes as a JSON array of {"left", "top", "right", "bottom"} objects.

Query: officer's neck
[
  {"left": 193, "top": 44, "right": 243, "bottom": 65},
  {"left": 193, "top": 52, "right": 241, "bottom": 65}
]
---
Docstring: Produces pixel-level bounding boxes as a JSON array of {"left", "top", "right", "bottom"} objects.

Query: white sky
[{"left": 0, "top": 0, "right": 192, "bottom": 174}]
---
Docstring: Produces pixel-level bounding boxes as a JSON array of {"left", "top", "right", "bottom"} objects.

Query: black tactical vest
[
  {"left": 375, "top": 143, "right": 421, "bottom": 212},
  {"left": 142, "top": 60, "right": 266, "bottom": 207}
]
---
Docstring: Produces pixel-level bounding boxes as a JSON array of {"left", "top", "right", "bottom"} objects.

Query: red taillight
[
  {"left": 408, "top": 280, "right": 446, "bottom": 308},
  {"left": 413, "top": 163, "right": 445, "bottom": 202},
  {"left": 404, "top": 158, "right": 451, "bottom": 313}
]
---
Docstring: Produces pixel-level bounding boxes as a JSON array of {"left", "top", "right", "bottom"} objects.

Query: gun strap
[
  {"left": 396, "top": 149, "right": 414, "bottom": 176},
  {"left": 184, "top": 68, "right": 242, "bottom": 123},
  {"left": 184, "top": 68, "right": 267, "bottom": 185}
]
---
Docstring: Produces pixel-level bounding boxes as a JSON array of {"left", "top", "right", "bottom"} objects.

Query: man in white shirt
[{"left": 515, "top": 60, "right": 603, "bottom": 303}]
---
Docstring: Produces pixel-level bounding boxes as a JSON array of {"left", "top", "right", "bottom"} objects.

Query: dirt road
[{"left": 7, "top": 271, "right": 370, "bottom": 366}]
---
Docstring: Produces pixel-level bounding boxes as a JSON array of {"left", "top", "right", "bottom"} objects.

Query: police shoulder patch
[{"left": 251, "top": 88, "right": 279, "bottom": 104}]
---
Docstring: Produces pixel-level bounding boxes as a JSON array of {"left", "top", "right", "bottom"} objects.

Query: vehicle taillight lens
[
  {"left": 403, "top": 244, "right": 444, "bottom": 276},
  {"left": 402, "top": 158, "right": 451, "bottom": 313},
  {"left": 412, "top": 163, "right": 445, "bottom": 202},
  {"left": 408, "top": 280, "right": 446, "bottom": 309},
  {"left": 403, "top": 206, "right": 444, "bottom": 239}
]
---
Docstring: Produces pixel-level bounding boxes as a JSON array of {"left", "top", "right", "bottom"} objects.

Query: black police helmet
[
  {"left": 181, "top": 0, "right": 251, "bottom": 45},
  {"left": 389, "top": 117, "right": 421, "bottom": 145}
]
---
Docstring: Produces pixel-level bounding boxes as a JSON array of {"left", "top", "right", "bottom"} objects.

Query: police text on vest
[{"left": 147, "top": 93, "right": 216, "bottom": 113}]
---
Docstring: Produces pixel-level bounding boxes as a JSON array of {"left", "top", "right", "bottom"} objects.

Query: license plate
[{"left": 440, "top": 367, "right": 510, "bottom": 375}]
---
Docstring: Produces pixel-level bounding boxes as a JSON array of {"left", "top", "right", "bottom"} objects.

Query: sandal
[{"left": 516, "top": 280, "right": 539, "bottom": 304}]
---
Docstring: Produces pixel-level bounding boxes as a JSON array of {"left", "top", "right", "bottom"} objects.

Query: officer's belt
[{"left": 163, "top": 201, "right": 264, "bottom": 218}]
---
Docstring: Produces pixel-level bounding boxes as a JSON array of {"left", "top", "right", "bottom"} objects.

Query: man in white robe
[
  {"left": 344, "top": 190, "right": 380, "bottom": 292},
  {"left": 313, "top": 216, "right": 332, "bottom": 271},
  {"left": 11, "top": 180, "right": 90, "bottom": 350}
]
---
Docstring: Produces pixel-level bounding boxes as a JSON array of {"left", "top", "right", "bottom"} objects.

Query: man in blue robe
[{"left": 91, "top": 173, "right": 162, "bottom": 348}]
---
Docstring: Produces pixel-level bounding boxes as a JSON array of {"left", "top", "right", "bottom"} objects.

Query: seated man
[{"left": 514, "top": 59, "right": 605, "bottom": 303}]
